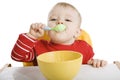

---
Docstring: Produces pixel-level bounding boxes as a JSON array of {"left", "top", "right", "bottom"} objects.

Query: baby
[{"left": 11, "top": 2, "right": 107, "bottom": 67}]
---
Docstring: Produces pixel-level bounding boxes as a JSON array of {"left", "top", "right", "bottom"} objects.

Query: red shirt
[{"left": 11, "top": 33, "right": 94, "bottom": 64}]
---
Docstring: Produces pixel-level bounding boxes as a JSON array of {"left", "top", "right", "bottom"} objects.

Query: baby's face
[{"left": 47, "top": 5, "right": 80, "bottom": 44}]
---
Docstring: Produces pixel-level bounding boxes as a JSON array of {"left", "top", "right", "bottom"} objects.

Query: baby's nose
[{"left": 57, "top": 21, "right": 63, "bottom": 24}]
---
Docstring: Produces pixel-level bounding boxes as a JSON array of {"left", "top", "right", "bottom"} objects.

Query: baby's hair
[
  {"left": 55, "top": 2, "right": 78, "bottom": 10},
  {"left": 54, "top": 2, "right": 82, "bottom": 27}
]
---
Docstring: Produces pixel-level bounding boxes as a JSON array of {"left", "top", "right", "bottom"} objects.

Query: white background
[{"left": 0, "top": 0, "right": 120, "bottom": 67}]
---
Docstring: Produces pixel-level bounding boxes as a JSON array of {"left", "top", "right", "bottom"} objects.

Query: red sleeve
[
  {"left": 11, "top": 33, "right": 37, "bottom": 62},
  {"left": 84, "top": 43, "right": 94, "bottom": 64},
  {"left": 77, "top": 40, "right": 94, "bottom": 64}
]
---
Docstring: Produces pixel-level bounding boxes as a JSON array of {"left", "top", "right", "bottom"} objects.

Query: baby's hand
[
  {"left": 113, "top": 61, "right": 120, "bottom": 69},
  {"left": 87, "top": 59, "right": 107, "bottom": 68},
  {"left": 27, "top": 23, "right": 46, "bottom": 39}
]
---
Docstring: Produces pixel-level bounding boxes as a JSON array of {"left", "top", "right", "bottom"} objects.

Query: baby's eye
[
  {"left": 65, "top": 19, "right": 72, "bottom": 22},
  {"left": 50, "top": 18, "right": 57, "bottom": 21}
]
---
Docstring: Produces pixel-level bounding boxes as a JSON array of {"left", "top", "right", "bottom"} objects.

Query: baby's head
[{"left": 47, "top": 2, "right": 82, "bottom": 45}]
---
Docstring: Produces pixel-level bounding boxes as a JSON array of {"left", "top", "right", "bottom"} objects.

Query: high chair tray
[{"left": 0, "top": 64, "right": 120, "bottom": 80}]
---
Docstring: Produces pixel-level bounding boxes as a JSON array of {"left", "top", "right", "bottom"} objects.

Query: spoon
[{"left": 44, "top": 24, "right": 66, "bottom": 32}]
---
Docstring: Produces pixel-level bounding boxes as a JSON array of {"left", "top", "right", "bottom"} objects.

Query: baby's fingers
[
  {"left": 31, "top": 23, "right": 44, "bottom": 32},
  {"left": 92, "top": 59, "right": 107, "bottom": 68},
  {"left": 100, "top": 60, "right": 107, "bottom": 67},
  {"left": 93, "top": 59, "right": 101, "bottom": 68}
]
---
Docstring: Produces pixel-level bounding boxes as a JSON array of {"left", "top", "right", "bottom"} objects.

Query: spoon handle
[{"left": 43, "top": 26, "right": 51, "bottom": 30}]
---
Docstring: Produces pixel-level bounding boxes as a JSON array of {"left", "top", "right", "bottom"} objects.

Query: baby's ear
[{"left": 74, "top": 29, "right": 81, "bottom": 38}]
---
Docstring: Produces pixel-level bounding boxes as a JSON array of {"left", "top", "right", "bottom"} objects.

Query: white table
[{"left": 0, "top": 64, "right": 120, "bottom": 80}]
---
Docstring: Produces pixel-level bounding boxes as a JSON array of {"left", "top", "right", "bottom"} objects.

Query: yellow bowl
[{"left": 37, "top": 51, "right": 83, "bottom": 80}]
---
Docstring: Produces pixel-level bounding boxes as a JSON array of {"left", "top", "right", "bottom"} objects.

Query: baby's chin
[
  {"left": 51, "top": 37, "right": 75, "bottom": 45},
  {"left": 48, "top": 32, "right": 65, "bottom": 38}
]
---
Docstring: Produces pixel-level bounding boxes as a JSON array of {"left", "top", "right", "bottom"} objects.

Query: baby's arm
[
  {"left": 11, "top": 33, "right": 37, "bottom": 62},
  {"left": 87, "top": 59, "right": 107, "bottom": 68},
  {"left": 11, "top": 23, "right": 46, "bottom": 62}
]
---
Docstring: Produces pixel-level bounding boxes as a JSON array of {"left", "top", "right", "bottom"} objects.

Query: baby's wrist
[{"left": 26, "top": 33, "right": 37, "bottom": 39}]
